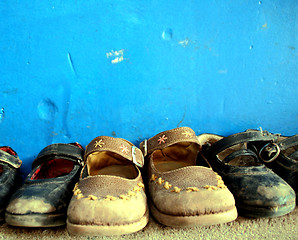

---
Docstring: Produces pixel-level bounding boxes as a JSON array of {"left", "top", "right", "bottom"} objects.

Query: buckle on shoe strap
[
  {"left": 259, "top": 142, "right": 281, "bottom": 163},
  {"left": 132, "top": 146, "right": 144, "bottom": 168}
]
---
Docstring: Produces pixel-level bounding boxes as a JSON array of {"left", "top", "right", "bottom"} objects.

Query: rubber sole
[
  {"left": 150, "top": 202, "right": 238, "bottom": 227},
  {"left": 236, "top": 198, "right": 296, "bottom": 218},
  {"left": 67, "top": 209, "right": 149, "bottom": 236},
  {"left": 5, "top": 212, "right": 66, "bottom": 227}
]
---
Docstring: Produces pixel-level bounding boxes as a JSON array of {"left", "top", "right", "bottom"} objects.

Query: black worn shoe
[
  {"left": 249, "top": 133, "right": 298, "bottom": 203},
  {"left": 5, "top": 143, "right": 84, "bottom": 227},
  {"left": 197, "top": 130, "right": 296, "bottom": 218},
  {"left": 0, "top": 147, "right": 22, "bottom": 222}
]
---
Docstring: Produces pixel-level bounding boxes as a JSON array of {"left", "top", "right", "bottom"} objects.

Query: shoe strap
[
  {"left": 222, "top": 149, "right": 259, "bottom": 164},
  {"left": 257, "top": 134, "right": 298, "bottom": 162},
  {"left": 85, "top": 136, "right": 144, "bottom": 168},
  {"left": 139, "top": 127, "right": 199, "bottom": 157},
  {"left": 277, "top": 135, "right": 298, "bottom": 151},
  {"left": 205, "top": 130, "right": 277, "bottom": 158},
  {"left": 289, "top": 151, "right": 298, "bottom": 159},
  {"left": 0, "top": 147, "right": 22, "bottom": 169},
  {"left": 32, "top": 143, "right": 84, "bottom": 169}
]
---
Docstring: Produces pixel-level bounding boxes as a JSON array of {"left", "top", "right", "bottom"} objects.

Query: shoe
[
  {"left": 0, "top": 147, "right": 22, "bottom": 222},
  {"left": 249, "top": 132, "right": 298, "bottom": 203},
  {"left": 67, "top": 136, "right": 149, "bottom": 236},
  {"left": 5, "top": 143, "right": 84, "bottom": 227},
  {"left": 197, "top": 130, "right": 296, "bottom": 218},
  {"left": 139, "top": 127, "right": 237, "bottom": 227}
]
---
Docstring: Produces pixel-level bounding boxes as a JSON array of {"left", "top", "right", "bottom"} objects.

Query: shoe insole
[
  {"left": 198, "top": 134, "right": 259, "bottom": 167},
  {"left": 95, "top": 164, "right": 137, "bottom": 179},
  {"left": 87, "top": 151, "right": 138, "bottom": 179},
  {"left": 152, "top": 142, "right": 198, "bottom": 172},
  {"left": 154, "top": 161, "right": 191, "bottom": 172}
]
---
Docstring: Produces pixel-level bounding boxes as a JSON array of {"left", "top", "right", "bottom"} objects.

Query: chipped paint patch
[
  {"left": 218, "top": 69, "right": 228, "bottom": 74},
  {"left": 106, "top": 49, "right": 127, "bottom": 64},
  {"left": 178, "top": 38, "right": 199, "bottom": 48},
  {"left": 178, "top": 38, "right": 190, "bottom": 47},
  {"left": 262, "top": 23, "right": 268, "bottom": 29}
]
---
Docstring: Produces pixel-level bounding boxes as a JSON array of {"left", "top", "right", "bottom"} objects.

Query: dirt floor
[{"left": 0, "top": 207, "right": 297, "bottom": 240}]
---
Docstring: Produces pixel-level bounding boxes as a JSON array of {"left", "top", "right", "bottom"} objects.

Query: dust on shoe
[
  {"left": 66, "top": 136, "right": 149, "bottom": 236},
  {"left": 0, "top": 146, "right": 22, "bottom": 223},
  {"left": 197, "top": 130, "right": 296, "bottom": 218},
  {"left": 139, "top": 127, "right": 238, "bottom": 227},
  {"left": 5, "top": 143, "right": 84, "bottom": 227}
]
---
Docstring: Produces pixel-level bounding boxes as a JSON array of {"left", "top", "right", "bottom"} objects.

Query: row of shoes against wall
[{"left": 0, "top": 127, "right": 297, "bottom": 236}]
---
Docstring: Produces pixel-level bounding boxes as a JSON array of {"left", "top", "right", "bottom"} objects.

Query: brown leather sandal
[
  {"left": 139, "top": 127, "right": 237, "bottom": 227},
  {"left": 67, "top": 136, "right": 149, "bottom": 236}
]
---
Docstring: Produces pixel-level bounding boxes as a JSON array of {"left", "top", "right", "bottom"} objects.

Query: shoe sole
[
  {"left": 236, "top": 198, "right": 296, "bottom": 218},
  {"left": 67, "top": 209, "right": 149, "bottom": 236},
  {"left": 5, "top": 212, "right": 66, "bottom": 227},
  {"left": 150, "top": 202, "right": 238, "bottom": 227}
]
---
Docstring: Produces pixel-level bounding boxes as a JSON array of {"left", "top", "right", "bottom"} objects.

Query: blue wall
[{"left": 1, "top": 1, "right": 297, "bottom": 175}]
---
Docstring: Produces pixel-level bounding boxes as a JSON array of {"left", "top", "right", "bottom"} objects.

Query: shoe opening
[
  {"left": 0, "top": 146, "right": 17, "bottom": 176},
  {"left": 152, "top": 142, "right": 199, "bottom": 172},
  {"left": 31, "top": 159, "right": 75, "bottom": 180},
  {"left": 0, "top": 146, "right": 17, "bottom": 156},
  {"left": 198, "top": 134, "right": 262, "bottom": 167},
  {"left": 86, "top": 151, "right": 138, "bottom": 179}
]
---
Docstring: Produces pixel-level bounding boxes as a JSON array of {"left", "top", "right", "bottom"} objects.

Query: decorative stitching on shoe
[
  {"left": 120, "top": 145, "right": 129, "bottom": 154},
  {"left": 87, "top": 195, "right": 98, "bottom": 200},
  {"left": 105, "top": 195, "right": 116, "bottom": 201},
  {"left": 157, "top": 177, "right": 165, "bottom": 185},
  {"left": 120, "top": 195, "right": 130, "bottom": 200},
  {"left": 73, "top": 182, "right": 79, "bottom": 192},
  {"left": 74, "top": 189, "right": 82, "bottom": 196},
  {"left": 157, "top": 135, "right": 168, "bottom": 144},
  {"left": 164, "top": 181, "right": 172, "bottom": 190},
  {"left": 74, "top": 182, "right": 145, "bottom": 201},
  {"left": 76, "top": 193, "right": 84, "bottom": 199},
  {"left": 150, "top": 174, "right": 158, "bottom": 182},
  {"left": 94, "top": 139, "right": 104, "bottom": 148},
  {"left": 186, "top": 187, "right": 199, "bottom": 192},
  {"left": 171, "top": 186, "right": 181, "bottom": 193},
  {"left": 133, "top": 186, "right": 142, "bottom": 192},
  {"left": 182, "top": 131, "right": 193, "bottom": 137},
  {"left": 128, "top": 191, "right": 136, "bottom": 197},
  {"left": 150, "top": 173, "right": 227, "bottom": 192}
]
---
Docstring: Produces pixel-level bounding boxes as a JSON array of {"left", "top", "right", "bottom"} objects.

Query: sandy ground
[{"left": 0, "top": 207, "right": 297, "bottom": 240}]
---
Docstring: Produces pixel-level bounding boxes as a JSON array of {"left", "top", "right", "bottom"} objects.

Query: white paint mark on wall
[
  {"left": 262, "top": 23, "right": 268, "bottom": 29},
  {"left": 218, "top": 69, "right": 228, "bottom": 74},
  {"left": 178, "top": 38, "right": 190, "bottom": 47},
  {"left": 177, "top": 38, "right": 201, "bottom": 50},
  {"left": 106, "top": 49, "right": 127, "bottom": 64}
]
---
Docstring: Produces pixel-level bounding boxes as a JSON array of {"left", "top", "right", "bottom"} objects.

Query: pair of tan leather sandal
[{"left": 67, "top": 127, "right": 238, "bottom": 236}]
